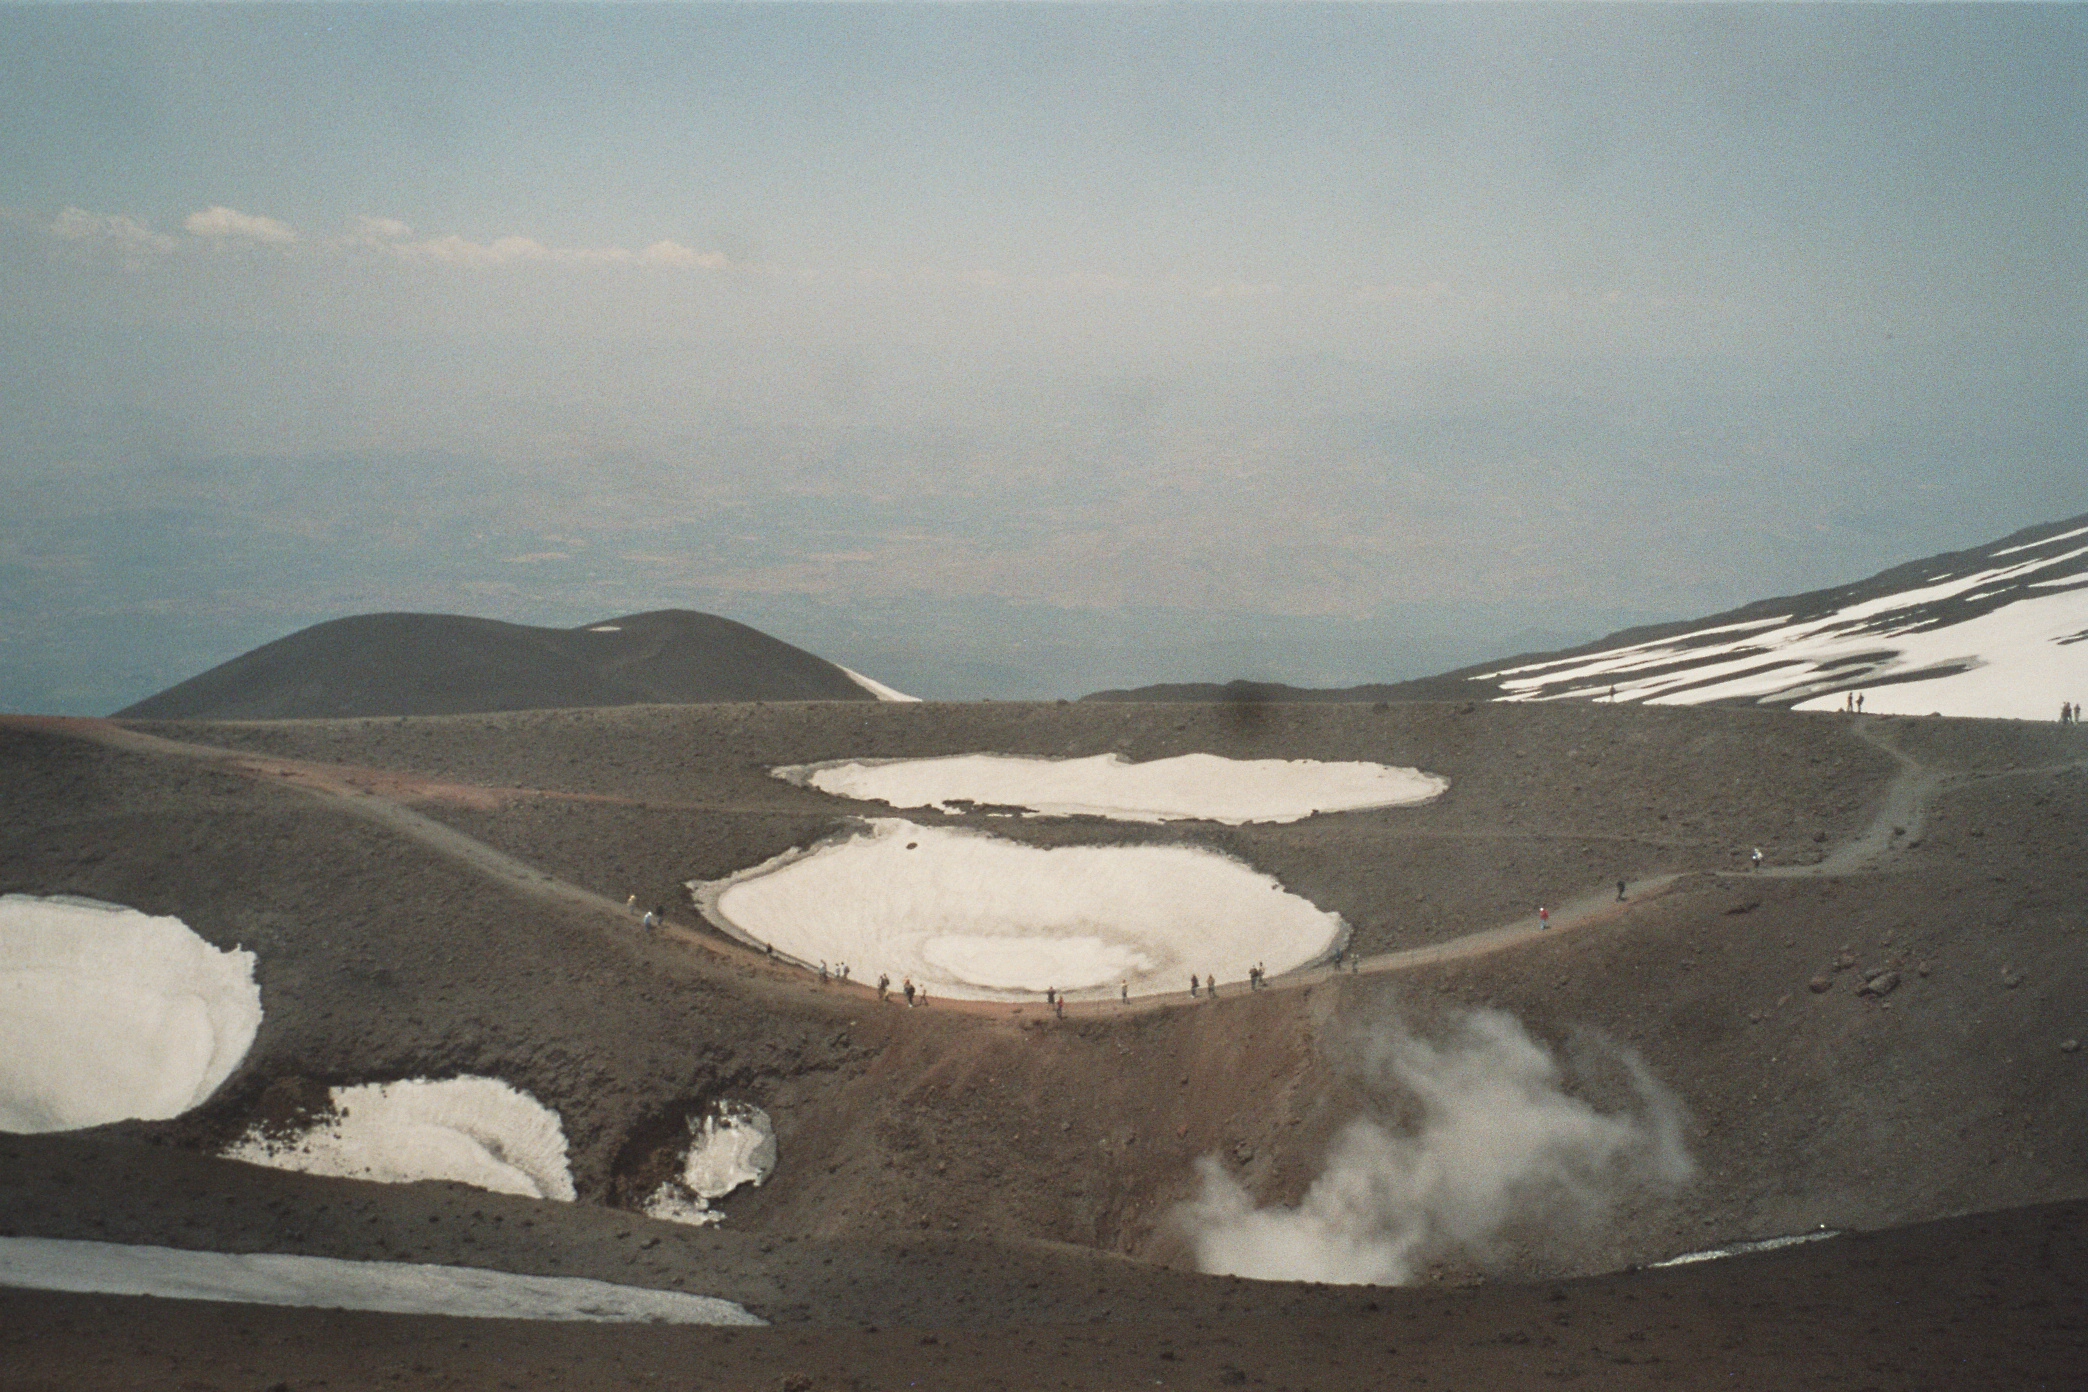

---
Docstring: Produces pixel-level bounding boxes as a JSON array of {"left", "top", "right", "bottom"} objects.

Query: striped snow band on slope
[
  {"left": 838, "top": 666, "right": 921, "bottom": 702},
  {"left": 1480, "top": 544, "right": 2088, "bottom": 720},
  {"left": 1650, "top": 1228, "right": 1840, "bottom": 1268},
  {"left": 693, "top": 819, "right": 1346, "bottom": 1000},
  {"left": 0, "top": 896, "right": 262, "bottom": 1134},
  {"left": 773, "top": 751, "right": 1448, "bottom": 824},
  {"left": 224, "top": 1076, "right": 577, "bottom": 1201},
  {"left": 0, "top": 1237, "right": 762, "bottom": 1325}
]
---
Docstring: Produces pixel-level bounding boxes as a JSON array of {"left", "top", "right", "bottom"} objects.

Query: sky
[{"left": 1, "top": 3, "right": 2082, "bottom": 712}]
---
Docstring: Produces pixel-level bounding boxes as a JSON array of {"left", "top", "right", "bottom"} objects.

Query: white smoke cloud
[{"left": 1175, "top": 1008, "right": 1693, "bottom": 1285}]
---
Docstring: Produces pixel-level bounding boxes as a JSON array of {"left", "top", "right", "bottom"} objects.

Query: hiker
[
  {"left": 1751, "top": 847, "right": 1764, "bottom": 871},
  {"left": 641, "top": 908, "right": 660, "bottom": 932},
  {"left": 1538, "top": 905, "right": 1550, "bottom": 930},
  {"left": 626, "top": 894, "right": 638, "bottom": 914},
  {"left": 1054, "top": 997, "right": 1065, "bottom": 1020},
  {"left": 1617, "top": 879, "right": 1627, "bottom": 902},
  {"left": 903, "top": 978, "right": 916, "bottom": 1007},
  {"left": 1856, "top": 693, "right": 1865, "bottom": 713},
  {"left": 878, "top": 973, "right": 890, "bottom": 1001},
  {"left": 819, "top": 961, "right": 828, "bottom": 984},
  {"left": 1350, "top": 953, "right": 1360, "bottom": 974},
  {"left": 2064, "top": 701, "right": 2074, "bottom": 724},
  {"left": 917, "top": 985, "right": 927, "bottom": 1006},
  {"left": 1121, "top": 981, "right": 1129, "bottom": 1003},
  {"left": 1206, "top": 973, "right": 1218, "bottom": 998},
  {"left": 1045, "top": 986, "right": 1056, "bottom": 1006},
  {"left": 1190, "top": 974, "right": 1199, "bottom": 998}
]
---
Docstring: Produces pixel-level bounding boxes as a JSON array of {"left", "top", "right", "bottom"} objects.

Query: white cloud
[
  {"left": 48, "top": 207, "right": 174, "bottom": 261},
  {"left": 361, "top": 228, "right": 734, "bottom": 272},
  {"left": 184, "top": 206, "right": 298, "bottom": 245},
  {"left": 352, "top": 215, "right": 414, "bottom": 242},
  {"left": 639, "top": 239, "right": 730, "bottom": 270},
  {"left": 400, "top": 233, "right": 558, "bottom": 267}
]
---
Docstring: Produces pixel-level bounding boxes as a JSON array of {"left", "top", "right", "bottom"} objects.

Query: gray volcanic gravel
[{"left": 3, "top": 700, "right": 2085, "bottom": 1389}]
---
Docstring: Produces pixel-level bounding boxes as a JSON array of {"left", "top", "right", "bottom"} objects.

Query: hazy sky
[{"left": 2, "top": 3, "right": 2082, "bottom": 711}]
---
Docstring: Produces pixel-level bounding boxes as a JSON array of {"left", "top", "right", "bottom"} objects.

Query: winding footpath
[{"left": 10, "top": 711, "right": 2076, "bottom": 1018}]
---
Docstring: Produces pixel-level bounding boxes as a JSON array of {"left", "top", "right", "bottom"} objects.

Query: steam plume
[{"left": 1176, "top": 1008, "right": 1693, "bottom": 1285}]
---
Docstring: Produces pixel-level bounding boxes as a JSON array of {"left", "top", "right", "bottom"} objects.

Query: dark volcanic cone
[{"left": 116, "top": 610, "right": 879, "bottom": 719}]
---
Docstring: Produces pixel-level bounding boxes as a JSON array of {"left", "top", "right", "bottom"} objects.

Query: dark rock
[{"left": 1808, "top": 977, "right": 1833, "bottom": 994}]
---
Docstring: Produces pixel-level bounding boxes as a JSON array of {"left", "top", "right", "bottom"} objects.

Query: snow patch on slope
[
  {"left": 1480, "top": 537, "right": 2088, "bottom": 720},
  {"left": 838, "top": 666, "right": 920, "bottom": 703},
  {"left": 774, "top": 751, "right": 1447, "bottom": 824},
  {"left": 693, "top": 819, "right": 1344, "bottom": 999},
  {"left": 0, "top": 1237, "right": 762, "bottom": 1325},
  {"left": 0, "top": 895, "right": 261, "bottom": 1134},
  {"left": 224, "top": 1076, "right": 576, "bottom": 1201}
]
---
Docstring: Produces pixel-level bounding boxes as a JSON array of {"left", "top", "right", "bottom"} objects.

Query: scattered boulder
[
  {"left": 1858, "top": 971, "right": 1900, "bottom": 998},
  {"left": 1808, "top": 976, "right": 1833, "bottom": 994},
  {"left": 2002, "top": 967, "right": 2023, "bottom": 990},
  {"left": 2062, "top": 1040, "right": 2079, "bottom": 1054},
  {"left": 1834, "top": 952, "right": 1858, "bottom": 972}
]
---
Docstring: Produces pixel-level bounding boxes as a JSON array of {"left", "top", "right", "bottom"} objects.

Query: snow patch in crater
[
  {"left": 224, "top": 1076, "right": 576, "bottom": 1201},
  {"left": 0, "top": 895, "right": 261, "bottom": 1134},
  {"left": 693, "top": 819, "right": 1344, "bottom": 999},
  {"left": 774, "top": 751, "right": 1446, "bottom": 824},
  {"left": 642, "top": 1101, "right": 777, "bottom": 1227}
]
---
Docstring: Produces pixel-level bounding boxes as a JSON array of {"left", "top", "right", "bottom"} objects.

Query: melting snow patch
[
  {"left": 643, "top": 1101, "right": 777, "bottom": 1227},
  {"left": 0, "top": 895, "right": 262, "bottom": 1134},
  {"left": 774, "top": 751, "right": 1446, "bottom": 824},
  {"left": 693, "top": 819, "right": 1345, "bottom": 999},
  {"left": 1650, "top": 1228, "right": 1840, "bottom": 1267},
  {"left": 0, "top": 1237, "right": 762, "bottom": 1325},
  {"left": 838, "top": 666, "right": 921, "bottom": 703},
  {"left": 224, "top": 1076, "right": 576, "bottom": 1201}
]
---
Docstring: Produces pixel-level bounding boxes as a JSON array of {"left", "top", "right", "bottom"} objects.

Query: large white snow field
[
  {"left": 773, "top": 751, "right": 1447, "bottom": 824},
  {"left": 224, "top": 1076, "right": 577, "bottom": 1201},
  {"left": 0, "top": 895, "right": 262, "bottom": 1134},
  {"left": 1482, "top": 546, "right": 2088, "bottom": 720},
  {"left": 0, "top": 1237, "right": 762, "bottom": 1324},
  {"left": 693, "top": 819, "right": 1345, "bottom": 999},
  {"left": 642, "top": 1101, "right": 777, "bottom": 1227}
]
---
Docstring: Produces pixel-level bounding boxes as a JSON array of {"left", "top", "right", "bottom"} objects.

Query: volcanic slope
[
  {"left": 115, "top": 609, "right": 892, "bottom": 720},
  {"left": 3, "top": 701, "right": 2084, "bottom": 1388},
  {"left": 1087, "top": 512, "right": 2088, "bottom": 718}
]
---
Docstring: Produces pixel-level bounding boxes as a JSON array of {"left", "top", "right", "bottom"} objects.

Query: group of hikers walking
[{"left": 2064, "top": 702, "right": 2081, "bottom": 724}]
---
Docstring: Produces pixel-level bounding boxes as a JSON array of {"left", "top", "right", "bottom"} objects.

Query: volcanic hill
[{"left": 115, "top": 609, "right": 894, "bottom": 720}]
